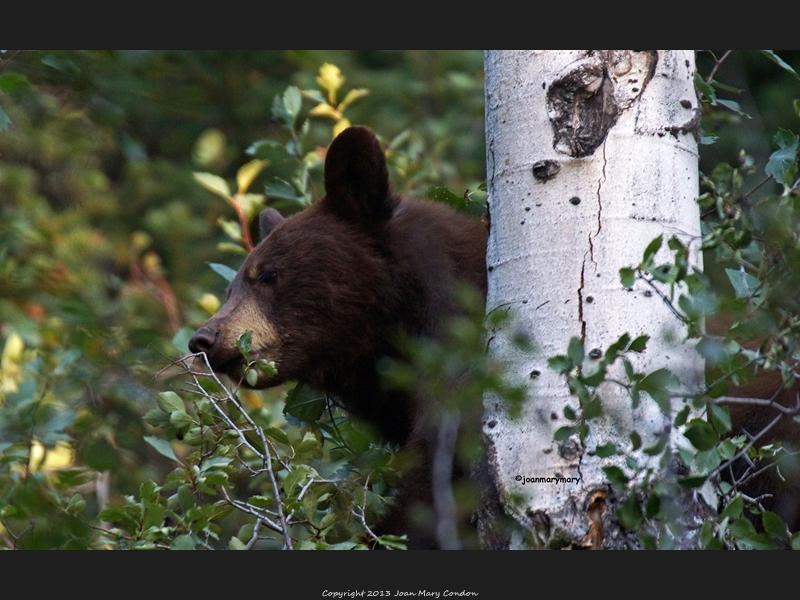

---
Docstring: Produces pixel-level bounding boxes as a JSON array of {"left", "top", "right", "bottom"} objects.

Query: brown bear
[{"left": 188, "top": 125, "right": 489, "bottom": 548}]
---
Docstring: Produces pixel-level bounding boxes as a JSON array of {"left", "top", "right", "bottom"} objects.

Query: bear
[
  {"left": 707, "top": 316, "right": 800, "bottom": 532},
  {"left": 188, "top": 125, "right": 489, "bottom": 548}
]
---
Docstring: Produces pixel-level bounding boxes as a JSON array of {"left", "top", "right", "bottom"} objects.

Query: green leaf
[
  {"left": 425, "top": 185, "right": 464, "bottom": 207},
  {"left": 700, "top": 521, "right": 723, "bottom": 550},
  {"left": 762, "top": 510, "right": 788, "bottom": 542},
  {"left": 208, "top": 262, "right": 238, "bottom": 283},
  {"left": 98, "top": 507, "right": 133, "bottom": 525},
  {"left": 375, "top": 534, "right": 408, "bottom": 550},
  {"left": 765, "top": 129, "right": 799, "bottom": 187},
  {"left": 553, "top": 426, "right": 575, "bottom": 442},
  {"left": 643, "top": 434, "right": 667, "bottom": 456},
  {"left": 247, "top": 138, "right": 291, "bottom": 161},
  {"left": 694, "top": 447, "right": 721, "bottom": 473},
  {"left": 628, "top": 335, "right": 648, "bottom": 353},
  {"left": 677, "top": 474, "right": 708, "bottom": 489},
  {"left": 710, "top": 79, "right": 743, "bottom": 94},
  {"left": 708, "top": 403, "right": 732, "bottom": 434},
  {"left": 547, "top": 355, "right": 572, "bottom": 374},
  {"left": 40, "top": 55, "right": 80, "bottom": 73},
  {"left": 265, "top": 177, "right": 305, "bottom": 203},
  {"left": 157, "top": 391, "right": 185, "bottom": 414},
  {"left": 193, "top": 172, "right": 231, "bottom": 199},
  {"left": 171, "top": 535, "right": 195, "bottom": 550},
  {"left": 760, "top": 51, "right": 799, "bottom": 79},
  {"left": 264, "top": 426, "right": 291, "bottom": 446},
  {"left": 644, "top": 493, "right": 660, "bottom": 519},
  {"left": 642, "top": 235, "right": 663, "bottom": 268},
  {"left": 792, "top": 532, "right": 800, "bottom": 550},
  {"left": 581, "top": 364, "right": 607, "bottom": 387},
  {"left": 143, "top": 435, "right": 179, "bottom": 463},
  {"left": 284, "top": 383, "right": 327, "bottom": 423},
  {"left": 245, "top": 368, "right": 258, "bottom": 387},
  {"left": 695, "top": 73, "right": 715, "bottom": 101},
  {"left": 143, "top": 408, "right": 170, "bottom": 429},
  {"left": 605, "top": 333, "right": 631, "bottom": 361},
  {"left": 636, "top": 368, "right": 678, "bottom": 414},
  {"left": 717, "top": 438, "right": 738, "bottom": 460},
  {"left": 283, "top": 464, "right": 315, "bottom": 497},
  {"left": 720, "top": 494, "right": 744, "bottom": 520},
  {"left": 683, "top": 418, "right": 718, "bottom": 451},
  {"left": 228, "top": 537, "right": 246, "bottom": 550},
  {"left": 567, "top": 337, "right": 584, "bottom": 367},
  {"left": 0, "top": 72, "right": 30, "bottom": 94},
  {"left": 169, "top": 410, "right": 195, "bottom": 430},
  {"left": 715, "top": 98, "right": 748, "bottom": 116},
  {"left": 177, "top": 485, "right": 195, "bottom": 511},
  {"left": 595, "top": 441, "right": 618, "bottom": 458},
  {"left": 217, "top": 218, "right": 243, "bottom": 242},
  {"left": 283, "top": 87, "right": 302, "bottom": 124},
  {"left": 247, "top": 495, "right": 274, "bottom": 509},
  {"left": 617, "top": 494, "right": 642, "bottom": 530},
  {"left": 673, "top": 404, "right": 691, "bottom": 427},
  {"left": 619, "top": 267, "right": 636, "bottom": 289},
  {"left": 602, "top": 465, "right": 629, "bottom": 489},
  {"left": 629, "top": 431, "right": 641, "bottom": 451},
  {"left": 236, "top": 330, "right": 252, "bottom": 360},
  {"left": 294, "top": 431, "right": 321, "bottom": 455},
  {"left": 254, "top": 359, "right": 278, "bottom": 378},
  {"left": 272, "top": 86, "right": 302, "bottom": 128},
  {"left": 582, "top": 397, "right": 603, "bottom": 420}
]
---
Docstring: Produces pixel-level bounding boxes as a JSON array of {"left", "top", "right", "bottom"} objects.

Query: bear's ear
[
  {"left": 322, "top": 126, "right": 398, "bottom": 225},
  {"left": 259, "top": 208, "right": 284, "bottom": 241}
]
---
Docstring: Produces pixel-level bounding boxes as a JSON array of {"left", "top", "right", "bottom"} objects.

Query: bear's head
[{"left": 188, "top": 126, "right": 409, "bottom": 394}]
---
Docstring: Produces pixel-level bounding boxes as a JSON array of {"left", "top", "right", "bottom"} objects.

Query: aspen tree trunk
[{"left": 481, "top": 50, "right": 714, "bottom": 549}]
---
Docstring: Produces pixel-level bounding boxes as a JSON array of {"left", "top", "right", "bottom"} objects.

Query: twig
[
  {"left": 0, "top": 50, "right": 23, "bottom": 74},
  {"left": 709, "top": 412, "right": 783, "bottom": 480},
  {"left": 706, "top": 50, "right": 733, "bottom": 84},
  {"left": 638, "top": 272, "right": 688, "bottom": 324},
  {"left": 178, "top": 352, "right": 294, "bottom": 549}
]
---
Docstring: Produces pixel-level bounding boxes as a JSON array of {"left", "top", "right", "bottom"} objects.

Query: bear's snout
[{"left": 188, "top": 325, "right": 220, "bottom": 359}]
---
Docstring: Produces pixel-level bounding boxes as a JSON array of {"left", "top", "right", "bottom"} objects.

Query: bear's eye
[{"left": 258, "top": 270, "right": 277, "bottom": 285}]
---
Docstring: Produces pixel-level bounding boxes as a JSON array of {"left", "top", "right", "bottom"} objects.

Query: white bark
[{"left": 482, "top": 50, "right": 709, "bottom": 549}]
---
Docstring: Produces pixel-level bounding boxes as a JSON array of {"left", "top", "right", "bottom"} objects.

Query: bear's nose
[{"left": 188, "top": 326, "right": 218, "bottom": 356}]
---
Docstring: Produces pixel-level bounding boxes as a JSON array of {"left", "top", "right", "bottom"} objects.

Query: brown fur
[
  {"left": 189, "top": 126, "right": 488, "bottom": 547},
  {"left": 706, "top": 315, "right": 800, "bottom": 529}
]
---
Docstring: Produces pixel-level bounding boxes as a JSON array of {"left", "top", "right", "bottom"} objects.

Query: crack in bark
[
  {"left": 578, "top": 139, "right": 608, "bottom": 346},
  {"left": 578, "top": 261, "right": 587, "bottom": 344}
]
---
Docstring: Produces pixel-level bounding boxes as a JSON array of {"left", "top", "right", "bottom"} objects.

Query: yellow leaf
[
  {"left": 303, "top": 150, "right": 324, "bottom": 170},
  {"left": 193, "top": 172, "right": 232, "bottom": 201},
  {"left": 316, "top": 63, "right": 345, "bottom": 103},
  {"left": 236, "top": 159, "right": 270, "bottom": 195},
  {"left": 193, "top": 128, "right": 226, "bottom": 168},
  {"left": 2, "top": 333, "right": 24, "bottom": 364},
  {"left": 337, "top": 88, "right": 369, "bottom": 112},
  {"left": 1, "top": 332, "right": 24, "bottom": 396},
  {"left": 308, "top": 103, "right": 340, "bottom": 120},
  {"left": 236, "top": 193, "right": 266, "bottom": 221},
  {"left": 197, "top": 293, "right": 221, "bottom": 315},
  {"left": 30, "top": 440, "right": 74, "bottom": 471},
  {"left": 332, "top": 118, "right": 352, "bottom": 138}
]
